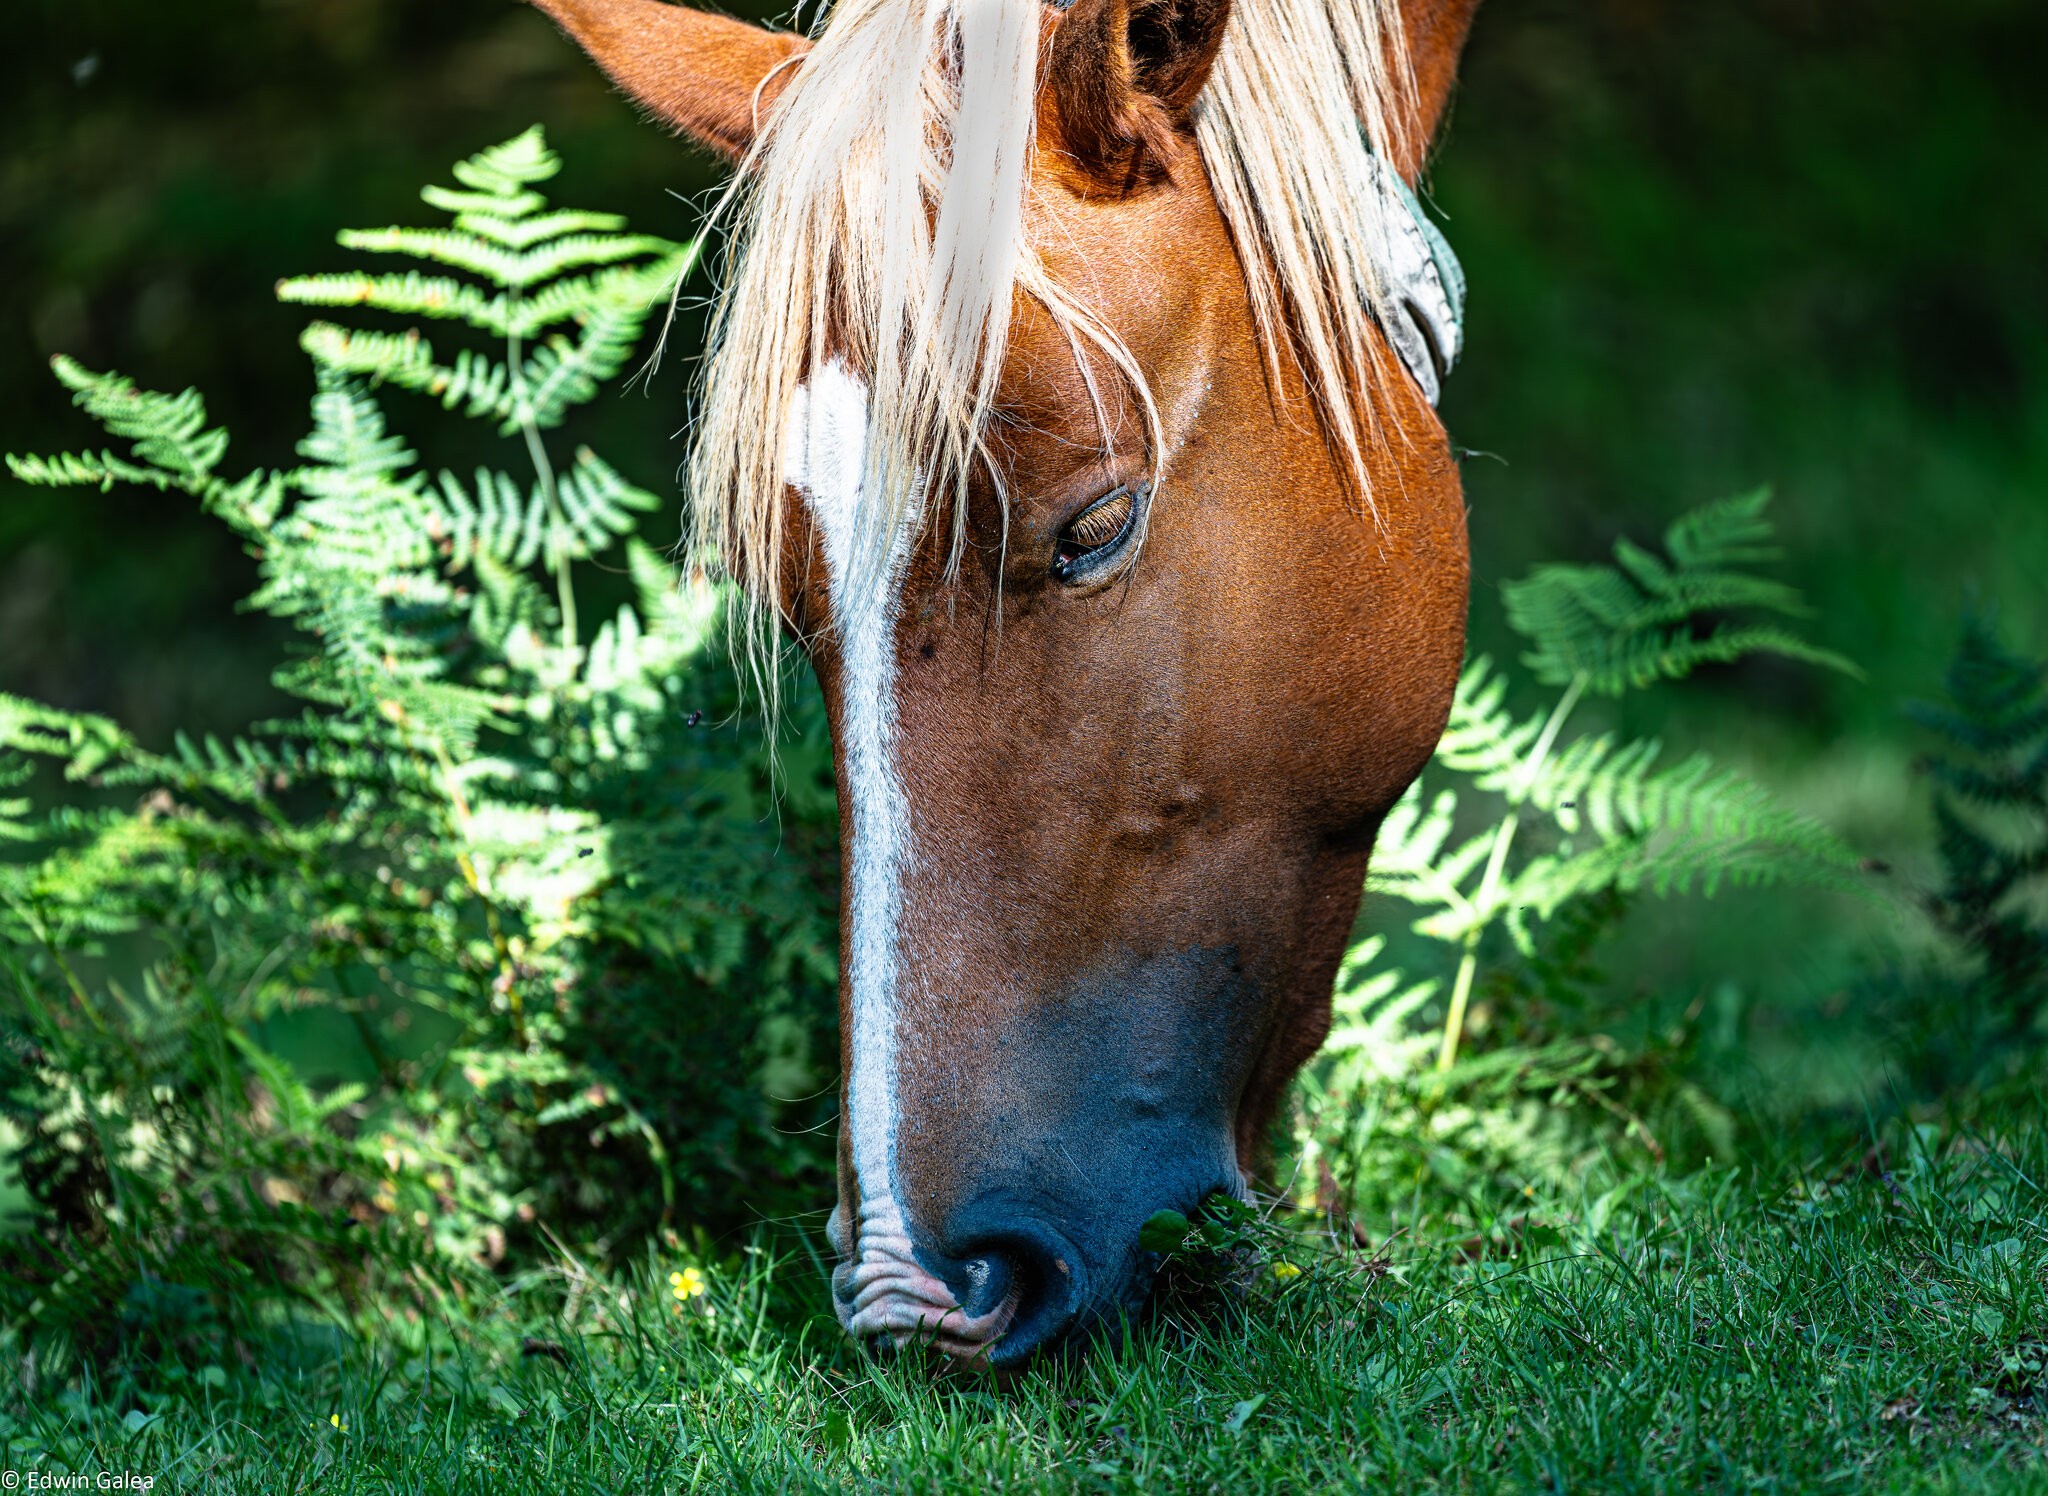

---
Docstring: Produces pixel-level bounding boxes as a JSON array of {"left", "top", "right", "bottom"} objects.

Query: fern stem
[
  {"left": 1437, "top": 674, "right": 1588, "bottom": 1072},
  {"left": 522, "top": 410, "right": 578, "bottom": 654},
  {"left": 1437, "top": 831, "right": 1508, "bottom": 1072},
  {"left": 1513, "top": 675, "right": 1586, "bottom": 807},
  {"left": 507, "top": 317, "right": 579, "bottom": 655}
]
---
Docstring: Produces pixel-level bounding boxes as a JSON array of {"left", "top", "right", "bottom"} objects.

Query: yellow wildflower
[
  {"left": 1270, "top": 1261, "right": 1303, "bottom": 1282},
  {"left": 670, "top": 1266, "right": 706, "bottom": 1302}
]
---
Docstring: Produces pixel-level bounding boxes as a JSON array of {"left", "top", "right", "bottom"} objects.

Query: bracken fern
[
  {"left": 1907, "top": 613, "right": 2048, "bottom": 1036},
  {"left": 0, "top": 129, "right": 835, "bottom": 1358},
  {"left": 1298, "top": 491, "right": 1864, "bottom": 1225}
]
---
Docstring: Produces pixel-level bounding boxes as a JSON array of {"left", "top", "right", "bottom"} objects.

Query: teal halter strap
[{"left": 1365, "top": 151, "right": 1466, "bottom": 407}]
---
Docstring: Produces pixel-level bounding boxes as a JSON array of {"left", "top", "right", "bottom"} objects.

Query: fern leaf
[
  {"left": 1661, "top": 488, "right": 1784, "bottom": 570},
  {"left": 277, "top": 270, "right": 498, "bottom": 327},
  {"left": 6, "top": 449, "right": 177, "bottom": 494},
  {"left": 420, "top": 184, "right": 547, "bottom": 220},
  {"left": 6, "top": 358, "right": 230, "bottom": 496},
  {"left": 295, "top": 375, "right": 419, "bottom": 479},
  {"left": 282, "top": 256, "right": 690, "bottom": 346},
  {"left": 551, "top": 447, "right": 662, "bottom": 556},
  {"left": 1504, "top": 487, "right": 1860, "bottom": 695},
  {"left": 1374, "top": 826, "right": 1498, "bottom": 923},
  {"left": 1368, "top": 784, "right": 1460, "bottom": 881},
  {"left": 497, "top": 263, "right": 683, "bottom": 338},
  {"left": 0, "top": 694, "right": 138, "bottom": 783},
  {"left": 1537, "top": 752, "right": 1860, "bottom": 910},
  {"left": 51, "top": 356, "right": 228, "bottom": 479},
  {"left": 516, "top": 278, "right": 685, "bottom": 427},
  {"left": 449, "top": 125, "right": 562, "bottom": 196},
  {"left": 1434, "top": 658, "right": 1543, "bottom": 781},
  {"left": 1907, "top": 613, "right": 2048, "bottom": 758},
  {"left": 335, "top": 226, "right": 679, "bottom": 291},
  {"left": 442, "top": 208, "right": 631, "bottom": 250},
  {"left": 432, "top": 466, "right": 539, "bottom": 569},
  {"left": 301, "top": 323, "right": 517, "bottom": 426}
]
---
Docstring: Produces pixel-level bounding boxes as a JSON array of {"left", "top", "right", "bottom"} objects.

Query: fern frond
[
  {"left": 1366, "top": 785, "right": 1458, "bottom": 881},
  {"left": 299, "top": 265, "right": 687, "bottom": 433},
  {"left": 1660, "top": 489, "right": 1784, "bottom": 570},
  {"left": 334, "top": 226, "right": 678, "bottom": 291},
  {"left": 1907, "top": 612, "right": 2048, "bottom": 758},
  {"left": 295, "top": 374, "right": 419, "bottom": 480},
  {"left": 1907, "top": 614, "right": 2048, "bottom": 1025},
  {"left": 277, "top": 271, "right": 498, "bottom": 328},
  {"left": 499, "top": 261, "right": 690, "bottom": 336},
  {"left": 433, "top": 466, "right": 546, "bottom": 568},
  {"left": 626, "top": 540, "right": 720, "bottom": 653},
  {"left": 6, "top": 449, "right": 166, "bottom": 493},
  {"left": 420, "top": 184, "right": 547, "bottom": 220},
  {"left": 49, "top": 355, "right": 228, "bottom": 480},
  {"left": 1497, "top": 761, "right": 1857, "bottom": 955},
  {"left": 278, "top": 258, "right": 691, "bottom": 343},
  {"left": 1433, "top": 657, "right": 1543, "bottom": 782},
  {"left": 516, "top": 275, "right": 688, "bottom": 427},
  {"left": 1504, "top": 487, "right": 1859, "bottom": 695},
  {"left": 1320, "top": 937, "right": 1439, "bottom": 1078},
  {"left": 552, "top": 447, "right": 662, "bottom": 555},
  {"left": 0, "top": 128, "right": 830, "bottom": 1325},
  {"left": 425, "top": 448, "right": 659, "bottom": 575},
  {"left": 6, "top": 358, "right": 230, "bottom": 495},
  {"left": 0, "top": 694, "right": 140, "bottom": 783},
  {"left": 441, "top": 208, "right": 632, "bottom": 250},
  {"left": 0, "top": 755, "right": 40, "bottom": 844},
  {"left": 449, "top": 124, "right": 562, "bottom": 196},
  {"left": 1372, "top": 824, "right": 1496, "bottom": 920},
  {"left": 299, "top": 323, "right": 515, "bottom": 425}
]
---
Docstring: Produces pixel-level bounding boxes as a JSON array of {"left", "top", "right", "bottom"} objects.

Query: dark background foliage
[{"left": 6, "top": 0, "right": 2044, "bottom": 740}]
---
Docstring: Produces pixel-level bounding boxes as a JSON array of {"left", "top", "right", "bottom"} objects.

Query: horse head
[{"left": 536, "top": 0, "right": 1479, "bottom": 1365}]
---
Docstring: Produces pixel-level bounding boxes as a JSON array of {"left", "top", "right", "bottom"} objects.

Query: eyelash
[{"left": 1052, "top": 484, "right": 1146, "bottom": 582}]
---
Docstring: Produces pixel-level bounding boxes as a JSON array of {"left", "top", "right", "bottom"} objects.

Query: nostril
[
  {"left": 935, "top": 1227, "right": 1084, "bottom": 1366},
  {"left": 954, "top": 1252, "right": 1012, "bottom": 1321}
]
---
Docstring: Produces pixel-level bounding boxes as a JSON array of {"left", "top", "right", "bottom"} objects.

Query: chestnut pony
[{"left": 534, "top": 0, "right": 1480, "bottom": 1364}]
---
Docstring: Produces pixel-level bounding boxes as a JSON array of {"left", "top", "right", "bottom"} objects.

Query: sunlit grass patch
[{"left": 2, "top": 1108, "right": 2039, "bottom": 1494}]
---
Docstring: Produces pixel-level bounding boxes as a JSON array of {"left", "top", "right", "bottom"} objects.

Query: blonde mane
[{"left": 686, "top": 0, "right": 1416, "bottom": 667}]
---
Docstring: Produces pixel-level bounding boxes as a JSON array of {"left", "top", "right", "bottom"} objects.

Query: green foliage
[
  {"left": 1298, "top": 492, "right": 1865, "bottom": 1224},
  {"left": 1907, "top": 614, "right": 2048, "bottom": 1036},
  {"left": 2, "top": 1108, "right": 2043, "bottom": 1493},
  {"left": 276, "top": 127, "right": 694, "bottom": 437},
  {"left": 0, "top": 128, "right": 837, "bottom": 1354},
  {"left": 1504, "top": 488, "right": 1858, "bottom": 695}
]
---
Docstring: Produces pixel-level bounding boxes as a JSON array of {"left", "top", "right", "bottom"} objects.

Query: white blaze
[
  {"left": 784, "top": 361, "right": 911, "bottom": 1223},
  {"left": 789, "top": 367, "right": 1012, "bottom": 1352}
]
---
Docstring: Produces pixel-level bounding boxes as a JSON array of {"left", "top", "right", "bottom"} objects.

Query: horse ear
[
  {"left": 529, "top": 0, "right": 810, "bottom": 164},
  {"left": 1043, "top": 0, "right": 1233, "bottom": 186},
  {"left": 1388, "top": 0, "right": 1483, "bottom": 181}
]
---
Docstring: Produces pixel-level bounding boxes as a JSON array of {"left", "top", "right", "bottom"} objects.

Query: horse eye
[{"left": 1052, "top": 484, "right": 1145, "bottom": 583}]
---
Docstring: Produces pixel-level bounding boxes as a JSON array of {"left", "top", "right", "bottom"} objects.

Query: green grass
[{"left": 6, "top": 1106, "right": 2043, "bottom": 1494}]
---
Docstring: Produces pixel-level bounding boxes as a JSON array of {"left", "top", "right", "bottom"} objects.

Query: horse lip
[
  {"left": 833, "top": 1272, "right": 1021, "bottom": 1361},
  {"left": 830, "top": 1233, "right": 1023, "bottom": 1361}
]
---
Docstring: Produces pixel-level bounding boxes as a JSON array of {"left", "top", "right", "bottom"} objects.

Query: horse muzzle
[
  {"left": 829, "top": 944, "right": 1262, "bottom": 1365},
  {"left": 832, "top": 1174, "right": 1244, "bottom": 1366}
]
